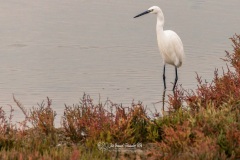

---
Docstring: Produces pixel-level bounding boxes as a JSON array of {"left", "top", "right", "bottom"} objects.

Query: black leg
[
  {"left": 173, "top": 66, "right": 178, "bottom": 91},
  {"left": 163, "top": 65, "right": 166, "bottom": 90}
]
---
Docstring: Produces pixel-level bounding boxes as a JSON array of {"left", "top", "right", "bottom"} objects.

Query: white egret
[{"left": 134, "top": 6, "right": 184, "bottom": 91}]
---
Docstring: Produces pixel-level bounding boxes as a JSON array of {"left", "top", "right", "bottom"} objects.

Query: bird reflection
[
  {"left": 162, "top": 89, "right": 166, "bottom": 111},
  {"left": 162, "top": 89, "right": 176, "bottom": 113}
]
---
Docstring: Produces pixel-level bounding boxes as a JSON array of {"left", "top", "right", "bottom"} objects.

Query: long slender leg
[
  {"left": 163, "top": 65, "right": 166, "bottom": 90},
  {"left": 173, "top": 66, "right": 178, "bottom": 91}
]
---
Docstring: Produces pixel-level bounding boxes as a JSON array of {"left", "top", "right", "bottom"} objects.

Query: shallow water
[{"left": 0, "top": 0, "right": 239, "bottom": 125}]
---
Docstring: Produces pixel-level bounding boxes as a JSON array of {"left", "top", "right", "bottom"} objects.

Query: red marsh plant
[
  {"left": 61, "top": 94, "right": 112, "bottom": 143},
  {"left": 110, "top": 102, "right": 149, "bottom": 144},
  {"left": 158, "top": 121, "right": 221, "bottom": 159},
  {"left": 0, "top": 105, "right": 14, "bottom": 135},
  {"left": 13, "top": 96, "right": 57, "bottom": 152},
  {"left": 0, "top": 105, "right": 15, "bottom": 150},
  {"left": 13, "top": 96, "right": 56, "bottom": 137},
  {"left": 151, "top": 100, "right": 240, "bottom": 159},
  {"left": 62, "top": 94, "right": 151, "bottom": 145}
]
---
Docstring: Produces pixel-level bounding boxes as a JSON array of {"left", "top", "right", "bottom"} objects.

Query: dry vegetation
[{"left": 0, "top": 34, "right": 240, "bottom": 159}]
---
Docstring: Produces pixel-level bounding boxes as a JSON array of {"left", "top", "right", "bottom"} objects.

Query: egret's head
[
  {"left": 134, "top": 6, "right": 162, "bottom": 18},
  {"left": 148, "top": 6, "right": 161, "bottom": 14}
]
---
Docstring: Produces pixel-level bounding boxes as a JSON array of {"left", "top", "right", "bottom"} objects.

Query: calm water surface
[{"left": 0, "top": 0, "right": 239, "bottom": 125}]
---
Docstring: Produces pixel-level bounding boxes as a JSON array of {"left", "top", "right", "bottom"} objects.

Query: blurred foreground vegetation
[{"left": 0, "top": 35, "right": 240, "bottom": 159}]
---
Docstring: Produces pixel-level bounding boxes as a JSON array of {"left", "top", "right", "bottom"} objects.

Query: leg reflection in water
[{"left": 162, "top": 90, "right": 166, "bottom": 112}]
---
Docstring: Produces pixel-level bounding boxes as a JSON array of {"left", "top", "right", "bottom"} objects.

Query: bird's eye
[{"left": 150, "top": 9, "right": 153, "bottom": 12}]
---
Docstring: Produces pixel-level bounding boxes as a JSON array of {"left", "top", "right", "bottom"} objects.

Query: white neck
[
  {"left": 156, "top": 14, "right": 164, "bottom": 38},
  {"left": 157, "top": 12, "right": 164, "bottom": 27}
]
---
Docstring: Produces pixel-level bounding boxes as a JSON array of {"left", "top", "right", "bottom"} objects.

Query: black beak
[{"left": 134, "top": 10, "right": 151, "bottom": 18}]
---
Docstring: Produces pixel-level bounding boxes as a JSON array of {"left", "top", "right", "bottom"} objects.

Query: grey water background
[{"left": 0, "top": 0, "right": 239, "bottom": 126}]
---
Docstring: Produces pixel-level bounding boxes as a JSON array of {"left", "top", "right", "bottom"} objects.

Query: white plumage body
[{"left": 157, "top": 30, "right": 184, "bottom": 67}]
